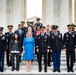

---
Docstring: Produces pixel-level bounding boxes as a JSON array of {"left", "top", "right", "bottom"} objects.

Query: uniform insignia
[
  {"left": 2, "top": 36, "right": 5, "bottom": 40},
  {"left": 44, "top": 40, "right": 46, "bottom": 41},
  {"left": 52, "top": 35, "right": 54, "bottom": 39},
  {"left": 7, "top": 34, "right": 9, "bottom": 37},
  {"left": 59, "top": 34, "right": 61, "bottom": 38},
  {"left": 7, "top": 39, "right": 8, "bottom": 42},
  {"left": 44, "top": 35, "right": 47, "bottom": 39},
  {"left": 72, "top": 34, "right": 75, "bottom": 38},
  {"left": 38, "top": 36, "right": 40, "bottom": 39},
  {"left": 66, "top": 34, "right": 68, "bottom": 38},
  {"left": 40, "top": 24, "right": 41, "bottom": 26}
]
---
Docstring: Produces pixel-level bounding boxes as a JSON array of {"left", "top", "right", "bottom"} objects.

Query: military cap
[
  {"left": 67, "top": 24, "right": 72, "bottom": 28},
  {"left": 36, "top": 18, "right": 40, "bottom": 21},
  {"left": 41, "top": 26, "right": 45, "bottom": 30},
  {"left": 30, "top": 21, "right": 34, "bottom": 24},
  {"left": 7, "top": 25, "right": 13, "bottom": 29},
  {"left": 52, "top": 25, "right": 58, "bottom": 30},
  {"left": 27, "top": 21, "right": 31, "bottom": 24},
  {"left": 21, "top": 21, "right": 25, "bottom": 23},
  {"left": 70, "top": 23, "right": 76, "bottom": 28},
  {"left": 0, "top": 27, "right": 4, "bottom": 31}
]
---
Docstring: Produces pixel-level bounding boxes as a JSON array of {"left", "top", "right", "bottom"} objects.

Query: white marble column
[
  {"left": 0, "top": 0, "right": 6, "bottom": 32},
  {"left": 69, "top": 0, "right": 72, "bottom": 23},
  {"left": 60, "top": 0, "right": 69, "bottom": 34},
  {"left": 13, "top": 0, "right": 23, "bottom": 31},
  {"left": 74, "top": 0, "right": 76, "bottom": 24},
  {"left": 42, "top": 0, "right": 54, "bottom": 26},
  {"left": 6, "top": 0, "right": 27, "bottom": 32}
]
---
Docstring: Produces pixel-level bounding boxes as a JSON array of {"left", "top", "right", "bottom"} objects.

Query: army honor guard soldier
[
  {"left": 5, "top": 25, "right": 14, "bottom": 67},
  {"left": 50, "top": 25, "right": 62, "bottom": 72},
  {"left": 36, "top": 26, "right": 50, "bottom": 72},
  {"left": 63, "top": 24, "right": 76, "bottom": 72}
]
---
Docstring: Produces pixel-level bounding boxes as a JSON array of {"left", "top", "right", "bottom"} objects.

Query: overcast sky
[{"left": 27, "top": 0, "right": 42, "bottom": 18}]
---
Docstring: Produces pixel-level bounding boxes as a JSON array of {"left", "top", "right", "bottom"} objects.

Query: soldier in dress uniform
[
  {"left": 71, "top": 23, "right": 76, "bottom": 63},
  {"left": 63, "top": 24, "right": 76, "bottom": 72},
  {"left": 0, "top": 27, "right": 6, "bottom": 72},
  {"left": 21, "top": 21, "right": 27, "bottom": 33},
  {"left": 5, "top": 25, "right": 14, "bottom": 67},
  {"left": 36, "top": 26, "right": 50, "bottom": 72},
  {"left": 35, "top": 18, "right": 43, "bottom": 29},
  {"left": 50, "top": 25, "right": 62, "bottom": 72},
  {"left": 14, "top": 24, "right": 25, "bottom": 62}
]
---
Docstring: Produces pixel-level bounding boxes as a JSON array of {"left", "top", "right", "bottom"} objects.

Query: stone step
[
  {"left": 1, "top": 69, "right": 76, "bottom": 75},
  {"left": 4, "top": 65, "right": 76, "bottom": 70},
  {"left": 1, "top": 51, "right": 76, "bottom": 75},
  {"left": 4, "top": 61, "right": 76, "bottom": 65}
]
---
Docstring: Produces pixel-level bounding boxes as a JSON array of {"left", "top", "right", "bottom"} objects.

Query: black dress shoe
[
  {"left": 57, "top": 70, "right": 61, "bottom": 72},
  {"left": 39, "top": 69, "right": 42, "bottom": 72},
  {"left": 53, "top": 70, "right": 56, "bottom": 72},
  {"left": 67, "top": 70, "right": 70, "bottom": 72},
  {"left": 70, "top": 70, "right": 74, "bottom": 72},
  {"left": 48, "top": 64, "right": 51, "bottom": 67},
  {"left": 11, "top": 69, "right": 15, "bottom": 71},
  {"left": 44, "top": 69, "right": 47, "bottom": 72},
  {"left": 16, "top": 69, "right": 19, "bottom": 71},
  {"left": 1, "top": 70, "right": 3, "bottom": 72}
]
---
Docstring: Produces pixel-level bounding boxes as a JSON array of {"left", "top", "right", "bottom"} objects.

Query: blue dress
[{"left": 22, "top": 37, "right": 35, "bottom": 60}]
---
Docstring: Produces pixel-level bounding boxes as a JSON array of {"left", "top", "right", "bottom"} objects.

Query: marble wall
[
  {"left": 0, "top": 0, "right": 73, "bottom": 33},
  {"left": 42, "top": 0, "right": 70, "bottom": 34}
]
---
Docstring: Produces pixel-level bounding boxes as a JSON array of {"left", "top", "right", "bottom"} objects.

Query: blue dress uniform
[
  {"left": 63, "top": 24, "right": 76, "bottom": 72},
  {"left": 50, "top": 25, "right": 62, "bottom": 72},
  {"left": 5, "top": 25, "right": 14, "bottom": 67},
  {"left": 0, "top": 27, "right": 6, "bottom": 72},
  {"left": 36, "top": 27, "right": 50, "bottom": 72}
]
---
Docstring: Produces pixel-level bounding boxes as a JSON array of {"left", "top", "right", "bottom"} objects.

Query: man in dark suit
[
  {"left": 0, "top": 27, "right": 6, "bottom": 72},
  {"left": 5, "top": 25, "right": 14, "bottom": 67},
  {"left": 21, "top": 21, "right": 27, "bottom": 33},
  {"left": 50, "top": 25, "right": 62, "bottom": 72},
  {"left": 63, "top": 24, "right": 76, "bottom": 72},
  {"left": 15, "top": 24, "right": 25, "bottom": 62},
  {"left": 36, "top": 26, "right": 50, "bottom": 72}
]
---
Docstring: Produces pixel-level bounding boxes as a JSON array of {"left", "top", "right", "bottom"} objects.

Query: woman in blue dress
[{"left": 22, "top": 31, "right": 35, "bottom": 72}]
